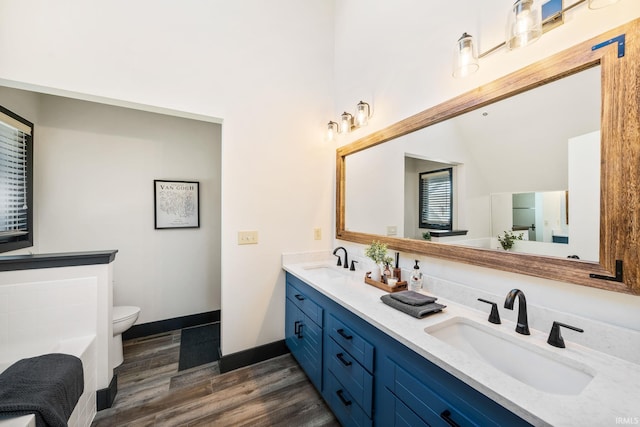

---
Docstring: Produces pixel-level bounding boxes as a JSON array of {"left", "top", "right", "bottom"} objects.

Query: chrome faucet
[
  {"left": 332, "top": 246, "right": 349, "bottom": 268},
  {"left": 504, "top": 289, "right": 530, "bottom": 335}
]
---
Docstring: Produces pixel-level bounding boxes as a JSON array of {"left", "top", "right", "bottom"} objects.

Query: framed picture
[{"left": 154, "top": 180, "right": 200, "bottom": 229}]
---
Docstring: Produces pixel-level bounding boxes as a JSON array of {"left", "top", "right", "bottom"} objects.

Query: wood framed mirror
[{"left": 336, "top": 19, "right": 639, "bottom": 295}]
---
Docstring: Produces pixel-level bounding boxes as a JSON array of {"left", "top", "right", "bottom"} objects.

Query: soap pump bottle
[{"left": 409, "top": 260, "right": 423, "bottom": 291}]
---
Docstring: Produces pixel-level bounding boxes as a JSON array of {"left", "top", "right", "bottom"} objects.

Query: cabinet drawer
[
  {"left": 327, "top": 337, "right": 373, "bottom": 417},
  {"left": 326, "top": 370, "right": 372, "bottom": 427},
  {"left": 387, "top": 358, "right": 498, "bottom": 427},
  {"left": 286, "top": 279, "right": 323, "bottom": 326},
  {"left": 327, "top": 314, "right": 374, "bottom": 373}
]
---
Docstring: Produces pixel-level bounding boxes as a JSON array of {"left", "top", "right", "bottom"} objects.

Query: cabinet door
[
  {"left": 297, "top": 313, "right": 323, "bottom": 390},
  {"left": 382, "top": 387, "right": 430, "bottom": 427},
  {"left": 382, "top": 356, "right": 531, "bottom": 427},
  {"left": 285, "top": 294, "right": 323, "bottom": 391}
]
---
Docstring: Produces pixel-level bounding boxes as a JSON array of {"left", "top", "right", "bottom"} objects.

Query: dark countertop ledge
[{"left": 0, "top": 250, "right": 118, "bottom": 272}]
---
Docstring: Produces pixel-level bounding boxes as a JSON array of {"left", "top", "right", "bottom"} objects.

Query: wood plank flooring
[{"left": 92, "top": 329, "right": 339, "bottom": 427}]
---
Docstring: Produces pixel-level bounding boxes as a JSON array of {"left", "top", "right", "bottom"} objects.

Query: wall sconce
[
  {"left": 506, "top": 0, "right": 542, "bottom": 50},
  {"left": 453, "top": 0, "right": 620, "bottom": 78},
  {"left": 355, "top": 101, "right": 371, "bottom": 127},
  {"left": 453, "top": 33, "right": 479, "bottom": 78},
  {"left": 327, "top": 101, "right": 373, "bottom": 140},
  {"left": 340, "top": 112, "right": 354, "bottom": 134},
  {"left": 327, "top": 121, "right": 338, "bottom": 141}
]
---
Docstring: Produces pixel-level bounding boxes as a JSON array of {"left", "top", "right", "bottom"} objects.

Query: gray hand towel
[
  {"left": 390, "top": 290, "right": 437, "bottom": 306},
  {"left": 0, "top": 353, "right": 84, "bottom": 427},
  {"left": 381, "top": 294, "right": 446, "bottom": 319}
]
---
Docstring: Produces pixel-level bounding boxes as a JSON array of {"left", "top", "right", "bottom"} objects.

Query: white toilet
[{"left": 112, "top": 306, "right": 141, "bottom": 368}]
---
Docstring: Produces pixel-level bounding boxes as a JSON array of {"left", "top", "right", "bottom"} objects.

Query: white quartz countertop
[{"left": 283, "top": 260, "right": 640, "bottom": 427}]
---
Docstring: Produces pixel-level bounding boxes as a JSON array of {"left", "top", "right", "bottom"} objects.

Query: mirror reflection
[{"left": 345, "top": 66, "right": 600, "bottom": 261}]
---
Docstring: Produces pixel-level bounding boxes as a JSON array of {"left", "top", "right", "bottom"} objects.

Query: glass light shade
[
  {"left": 588, "top": 0, "right": 619, "bottom": 9},
  {"left": 327, "top": 121, "right": 338, "bottom": 141},
  {"left": 355, "top": 101, "right": 370, "bottom": 127},
  {"left": 506, "top": 0, "right": 542, "bottom": 50},
  {"left": 453, "top": 33, "right": 479, "bottom": 78},
  {"left": 340, "top": 112, "right": 353, "bottom": 134}
]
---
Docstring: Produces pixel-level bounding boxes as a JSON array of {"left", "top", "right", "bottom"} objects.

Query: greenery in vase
[
  {"left": 498, "top": 230, "right": 523, "bottom": 251},
  {"left": 422, "top": 231, "right": 431, "bottom": 241},
  {"left": 365, "top": 240, "right": 393, "bottom": 266}
]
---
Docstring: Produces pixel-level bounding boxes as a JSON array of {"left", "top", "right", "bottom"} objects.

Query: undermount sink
[
  {"left": 425, "top": 317, "right": 594, "bottom": 395},
  {"left": 302, "top": 264, "right": 348, "bottom": 280}
]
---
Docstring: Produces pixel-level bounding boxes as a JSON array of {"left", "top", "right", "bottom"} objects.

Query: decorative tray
[{"left": 364, "top": 272, "right": 408, "bottom": 293}]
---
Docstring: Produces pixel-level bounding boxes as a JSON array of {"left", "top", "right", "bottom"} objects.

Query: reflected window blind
[
  {"left": 419, "top": 168, "right": 452, "bottom": 230},
  {"left": 0, "top": 116, "right": 30, "bottom": 237}
]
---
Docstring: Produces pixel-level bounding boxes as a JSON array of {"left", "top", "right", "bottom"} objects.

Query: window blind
[
  {"left": 419, "top": 168, "right": 452, "bottom": 230},
  {"left": 0, "top": 114, "right": 30, "bottom": 238}
]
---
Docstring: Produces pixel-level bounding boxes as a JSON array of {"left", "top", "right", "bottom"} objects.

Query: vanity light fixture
[
  {"left": 453, "top": 33, "right": 480, "bottom": 78},
  {"left": 327, "top": 101, "right": 373, "bottom": 140},
  {"left": 506, "top": 0, "right": 542, "bottom": 50},
  {"left": 355, "top": 101, "right": 371, "bottom": 127},
  {"left": 453, "top": 0, "right": 620, "bottom": 78},
  {"left": 327, "top": 121, "right": 339, "bottom": 141},
  {"left": 340, "top": 112, "right": 354, "bottom": 134}
]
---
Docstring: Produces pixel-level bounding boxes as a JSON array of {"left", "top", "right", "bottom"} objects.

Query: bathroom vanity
[{"left": 283, "top": 259, "right": 640, "bottom": 427}]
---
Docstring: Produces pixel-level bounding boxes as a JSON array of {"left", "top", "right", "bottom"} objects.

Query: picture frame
[{"left": 154, "top": 180, "right": 200, "bottom": 229}]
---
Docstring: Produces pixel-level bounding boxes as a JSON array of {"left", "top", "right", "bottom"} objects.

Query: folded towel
[
  {"left": 390, "top": 290, "right": 437, "bottom": 306},
  {"left": 381, "top": 294, "right": 446, "bottom": 319},
  {"left": 0, "top": 353, "right": 84, "bottom": 427}
]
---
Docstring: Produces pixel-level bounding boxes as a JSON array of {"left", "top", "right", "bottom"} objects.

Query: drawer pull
[
  {"left": 296, "top": 323, "right": 303, "bottom": 339},
  {"left": 294, "top": 320, "right": 300, "bottom": 335},
  {"left": 336, "top": 389, "right": 352, "bottom": 406},
  {"left": 294, "top": 294, "right": 305, "bottom": 301},
  {"left": 336, "top": 352, "right": 352, "bottom": 367},
  {"left": 440, "top": 410, "right": 461, "bottom": 427},
  {"left": 337, "top": 328, "right": 353, "bottom": 340}
]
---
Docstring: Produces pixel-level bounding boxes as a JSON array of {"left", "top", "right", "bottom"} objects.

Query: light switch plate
[
  {"left": 238, "top": 230, "right": 258, "bottom": 245},
  {"left": 314, "top": 228, "right": 322, "bottom": 240}
]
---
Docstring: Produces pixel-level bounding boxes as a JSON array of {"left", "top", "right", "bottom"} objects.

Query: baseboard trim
[
  {"left": 96, "top": 374, "right": 117, "bottom": 411},
  {"left": 123, "top": 310, "right": 220, "bottom": 340},
  {"left": 219, "top": 340, "right": 290, "bottom": 373}
]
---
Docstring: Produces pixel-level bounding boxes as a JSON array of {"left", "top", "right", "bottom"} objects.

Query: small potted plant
[
  {"left": 498, "top": 230, "right": 523, "bottom": 251},
  {"left": 365, "top": 240, "right": 394, "bottom": 281},
  {"left": 422, "top": 231, "right": 431, "bottom": 241}
]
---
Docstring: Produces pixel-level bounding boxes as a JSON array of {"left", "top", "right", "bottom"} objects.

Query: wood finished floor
[{"left": 92, "top": 329, "right": 339, "bottom": 427}]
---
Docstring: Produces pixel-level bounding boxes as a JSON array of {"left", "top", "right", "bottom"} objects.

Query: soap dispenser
[{"left": 409, "top": 260, "right": 423, "bottom": 291}]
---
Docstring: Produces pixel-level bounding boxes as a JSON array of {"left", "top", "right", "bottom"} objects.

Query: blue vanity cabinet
[
  {"left": 285, "top": 275, "right": 323, "bottom": 391},
  {"left": 284, "top": 273, "right": 532, "bottom": 427}
]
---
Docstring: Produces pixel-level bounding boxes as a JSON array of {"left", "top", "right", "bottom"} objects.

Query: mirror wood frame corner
[{"left": 336, "top": 19, "right": 640, "bottom": 295}]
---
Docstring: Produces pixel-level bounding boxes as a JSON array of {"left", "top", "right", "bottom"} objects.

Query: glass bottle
[{"left": 409, "top": 260, "right": 423, "bottom": 291}]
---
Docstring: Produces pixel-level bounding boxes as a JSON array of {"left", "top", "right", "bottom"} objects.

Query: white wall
[
  {"left": 37, "top": 95, "right": 222, "bottom": 323},
  {"left": 0, "top": 0, "right": 335, "bottom": 355},
  {"left": 333, "top": 1, "right": 640, "bottom": 331}
]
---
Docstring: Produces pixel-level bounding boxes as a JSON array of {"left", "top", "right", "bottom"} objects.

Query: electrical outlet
[
  {"left": 314, "top": 228, "right": 322, "bottom": 240},
  {"left": 387, "top": 225, "right": 397, "bottom": 236},
  {"left": 238, "top": 230, "right": 258, "bottom": 245}
]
